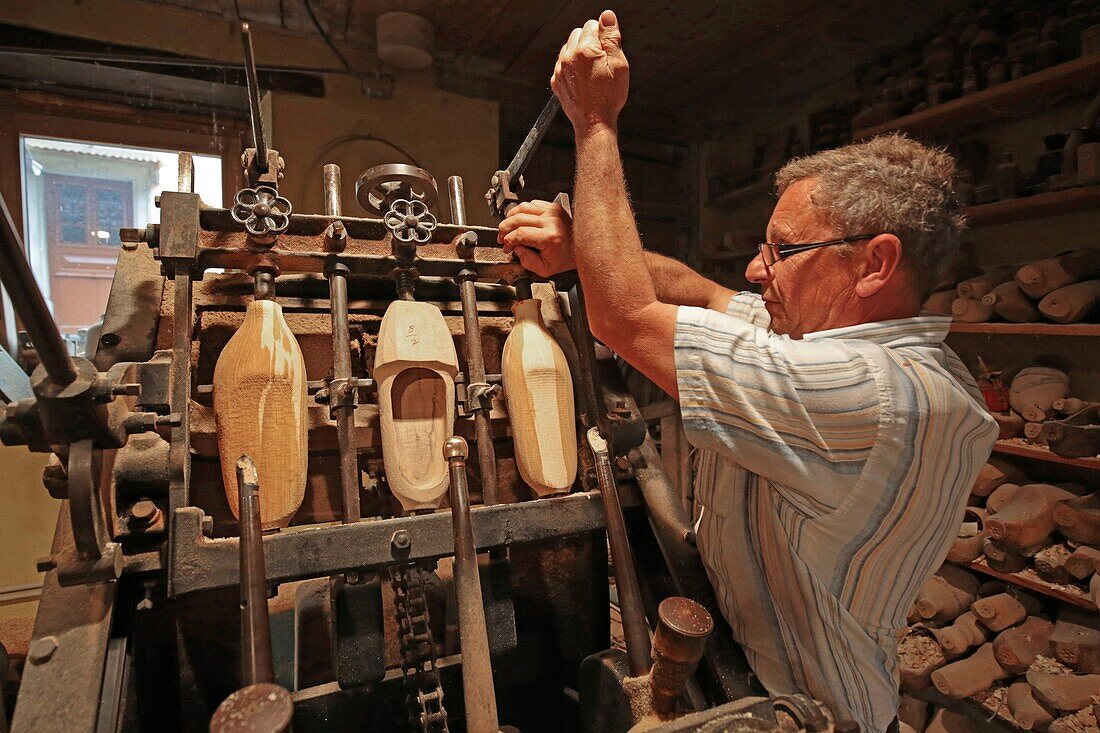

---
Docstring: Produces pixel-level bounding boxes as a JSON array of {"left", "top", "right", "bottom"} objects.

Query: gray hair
[{"left": 775, "top": 133, "right": 965, "bottom": 300}]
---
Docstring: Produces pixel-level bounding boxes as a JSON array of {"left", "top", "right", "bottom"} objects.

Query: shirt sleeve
[
  {"left": 724, "top": 291, "right": 772, "bottom": 327},
  {"left": 675, "top": 305, "right": 882, "bottom": 500}
]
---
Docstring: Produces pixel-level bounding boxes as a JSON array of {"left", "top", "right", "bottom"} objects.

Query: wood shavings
[{"left": 1032, "top": 655, "right": 1077, "bottom": 676}]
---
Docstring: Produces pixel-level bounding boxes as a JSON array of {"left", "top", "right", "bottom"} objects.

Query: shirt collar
[{"left": 801, "top": 314, "right": 952, "bottom": 347}]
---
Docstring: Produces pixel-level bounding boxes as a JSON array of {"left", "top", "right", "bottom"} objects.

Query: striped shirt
[{"left": 674, "top": 292, "right": 997, "bottom": 732}]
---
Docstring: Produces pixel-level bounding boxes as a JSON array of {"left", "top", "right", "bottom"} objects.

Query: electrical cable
[{"left": 302, "top": 0, "right": 360, "bottom": 78}]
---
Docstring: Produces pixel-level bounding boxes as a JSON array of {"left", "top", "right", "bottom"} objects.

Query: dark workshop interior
[{"left": 0, "top": 1, "right": 1098, "bottom": 731}]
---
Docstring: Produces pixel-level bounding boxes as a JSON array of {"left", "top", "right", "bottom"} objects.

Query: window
[{"left": 20, "top": 136, "right": 222, "bottom": 337}]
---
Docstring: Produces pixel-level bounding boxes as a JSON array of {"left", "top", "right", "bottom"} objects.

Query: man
[{"left": 497, "top": 10, "right": 999, "bottom": 732}]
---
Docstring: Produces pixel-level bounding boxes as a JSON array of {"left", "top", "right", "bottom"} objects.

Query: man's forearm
[
  {"left": 572, "top": 125, "right": 679, "bottom": 395},
  {"left": 645, "top": 252, "right": 733, "bottom": 311}
]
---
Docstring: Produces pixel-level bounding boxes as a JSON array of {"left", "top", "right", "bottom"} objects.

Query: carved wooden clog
[
  {"left": 375, "top": 300, "right": 459, "bottom": 512},
  {"left": 213, "top": 299, "right": 308, "bottom": 530},
  {"left": 1016, "top": 249, "right": 1100, "bottom": 299}
]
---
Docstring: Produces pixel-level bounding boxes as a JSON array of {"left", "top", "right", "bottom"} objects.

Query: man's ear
[{"left": 854, "top": 233, "right": 904, "bottom": 298}]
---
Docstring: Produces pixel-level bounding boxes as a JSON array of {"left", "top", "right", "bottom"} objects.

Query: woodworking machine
[{"left": 0, "top": 23, "right": 846, "bottom": 733}]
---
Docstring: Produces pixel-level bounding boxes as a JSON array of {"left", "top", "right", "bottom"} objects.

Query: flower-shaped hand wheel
[
  {"left": 231, "top": 185, "right": 292, "bottom": 244},
  {"left": 383, "top": 198, "right": 437, "bottom": 244}
]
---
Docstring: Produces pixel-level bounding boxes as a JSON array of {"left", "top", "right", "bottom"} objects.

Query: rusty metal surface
[
  {"left": 92, "top": 242, "right": 164, "bottom": 371},
  {"left": 11, "top": 504, "right": 116, "bottom": 733},
  {"left": 209, "top": 683, "right": 293, "bottom": 733},
  {"left": 169, "top": 489, "right": 615, "bottom": 595},
  {"left": 650, "top": 597, "right": 713, "bottom": 714}
]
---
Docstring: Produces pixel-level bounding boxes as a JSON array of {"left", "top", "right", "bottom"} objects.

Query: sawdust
[
  {"left": 972, "top": 683, "right": 1014, "bottom": 724},
  {"left": 1032, "top": 655, "right": 1077, "bottom": 675},
  {"left": 900, "top": 631, "right": 947, "bottom": 668},
  {"left": 1049, "top": 699, "right": 1100, "bottom": 733}
]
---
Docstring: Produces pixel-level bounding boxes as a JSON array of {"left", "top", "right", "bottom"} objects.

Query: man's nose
[{"left": 745, "top": 253, "right": 771, "bottom": 286}]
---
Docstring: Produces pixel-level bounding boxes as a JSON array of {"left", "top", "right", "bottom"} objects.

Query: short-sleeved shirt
[{"left": 674, "top": 292, "right": 998, "bottom": 733}]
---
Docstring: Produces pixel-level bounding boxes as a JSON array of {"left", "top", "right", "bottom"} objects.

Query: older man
[{"left": 498, "top": 10, "right": 999, "bottom": 732}]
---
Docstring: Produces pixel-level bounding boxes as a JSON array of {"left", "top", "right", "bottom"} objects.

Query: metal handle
[
  {"left": 239, "top": 22, "right": 268, "bottom": 174},
  {"left": 587, "top": 427, "right": 651, "bottom": 676},
  {"left": 445, "top": 437, "right": 500, "bottom": 733},
  {"left": 0, "top": 191, "right": 75, "bottom": 386},
  {"left": 236, "top": 455, "right": 275, "bottom": 686}
]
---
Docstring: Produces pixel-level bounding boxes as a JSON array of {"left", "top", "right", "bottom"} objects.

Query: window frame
[{"left": 0, "top": 90, "right": 247, "bottom": 350}]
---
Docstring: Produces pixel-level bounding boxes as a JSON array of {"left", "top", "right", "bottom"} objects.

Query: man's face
[{"left": 745, "top": 178, "right": 860, "bottom": 339}]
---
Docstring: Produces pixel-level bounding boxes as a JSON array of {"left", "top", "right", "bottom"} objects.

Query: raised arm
[{"left": 544, "top": 11, "right": 680, "bottom": 395}]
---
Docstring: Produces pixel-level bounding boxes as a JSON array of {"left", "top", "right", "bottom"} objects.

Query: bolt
[
  {"left": 36, "top": 555, "right": 57, "bottom": 573},
  {"left": 391, "top": 530, "right": 411, "bottom": 552},
  {"left": 129, "top": 499, "right": 161, "bottom": 527},
  {"left": 253, "top": 201, "right": 271, "bottom": 217},
  {"left": 28, "top": 636, "right": 59, "bottom": 664}
]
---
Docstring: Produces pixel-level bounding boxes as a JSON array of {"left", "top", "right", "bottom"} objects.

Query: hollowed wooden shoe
[
  {"left": 502, "top": 298, "right": 577, "bottom": 497},
  {"left": 213, "top": 299, "right": 308, "bottom": 530},
  {"left": 375, "top": 300, "right": 459, "bottom": 512}
]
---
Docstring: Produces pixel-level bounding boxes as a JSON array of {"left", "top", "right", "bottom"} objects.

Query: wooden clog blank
[
  {"left": 213, "top": 299, "right": 308, "bottom": 530},
  {"left": 502, "top": 298, "right": 578, "bottom": 497}
]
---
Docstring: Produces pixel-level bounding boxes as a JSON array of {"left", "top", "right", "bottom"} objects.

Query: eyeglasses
[{"left": 757, "top": 234, "right": 879, "bottom": 267}]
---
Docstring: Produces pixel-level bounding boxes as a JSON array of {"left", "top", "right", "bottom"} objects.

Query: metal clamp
[{"left": 465, "top": 382, "right": 501, "bottom": 413}]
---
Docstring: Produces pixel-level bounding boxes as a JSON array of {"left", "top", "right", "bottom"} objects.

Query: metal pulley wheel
[{"left": 355, "top": 163, "right": 438, "bottom": 217}]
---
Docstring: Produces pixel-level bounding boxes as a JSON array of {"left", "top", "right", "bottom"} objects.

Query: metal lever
[
  {"left": 445, "top": 437, "right": 500, "bottom": 733},
  {"left": 239, "top": 21, "right": 268, "bottom": 175},
  {"left": 210, "top": 455, "right": 293, "bottom": 733},
  {"left": 586, "top": 427, "right": 651, "bottom": 676},
  {"left": 0, "top": 191, "right": 76, "bottom": 386}
]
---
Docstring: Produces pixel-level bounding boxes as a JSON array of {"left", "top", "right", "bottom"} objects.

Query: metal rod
[
  {"left": 239, "top": 22, "right": 268, "bottom": 174},
  {"left": 457, "top": 271, "right": 499, "bottom": 506},
  {"left": 569, "top": 284, "right": 605, "bottom": 433},
  {"left": 0, "top": 192, "right": 76, "bottom": 386},
  {"left": 448, "top": 176, "right": 467, "bottom": 226},
  {"left": 324, "top": 164, "right": 343, "bottom": 218},
  {"left": 506, "top": 96, "right": 562, "bottom": 181},
  {"left": 587, "top": 427, "right": 651, "bottom": 676},
  {"left": 253, "top": 270, "right": 276, "bottom": 301},
  {"left": 444, "top": 437, "right": 500, "bottom": 733},
  {"left": 236, "top": 455, "right": 275, "bottom": 686},
  {"left": 327, "top": 262, "right": 360, "bottom": 524}
]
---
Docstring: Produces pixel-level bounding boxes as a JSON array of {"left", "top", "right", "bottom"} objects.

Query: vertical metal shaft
[
  {"left": 445, "top": 437, "right": 500, "bottom": 733},
  {"left": 236, "top": 455, "right": 275, "bottom": 687},
  {"left": 323, "top": 164, "right": 360, "bottom": 524},
  {"left": 448, "top": 176, "right": 467, "bottom": 226},
  {"left": 324, "top": 164, "right": 342, "bottom": 220},
  {"left": 239, "top": 22, "right": 268, "bottom": 173},
  {"left": 456, "top": 275, "right": 499, "bottom": 506},
  {"left": 451, "top": 175, "right": 500, "bottom": 506},
  {"left": 587, "top": 427, "right": 651, "bottom": 676},
  {"left": 0, "top": 192, "right": 76, "bottom": 386},
  {"left": 253, "top": 270, "right": 275, "bottom": 301}
]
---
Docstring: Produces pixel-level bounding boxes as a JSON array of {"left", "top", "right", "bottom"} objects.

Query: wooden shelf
[
  {"left": 854, "top": 53, "right": 1100, "bottom": 139},
  {"left": 992, "top": 439, "right": 1100, "bottom": 469},
  {"left": 951, "top": 557, "right": 1096, "bottom": 611},
  {"left": 949, "top": 322, "right": 1100, "bottom": 336},
  {"left": 964, "top": 186, "right": 1100, "bottom": 226}
]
